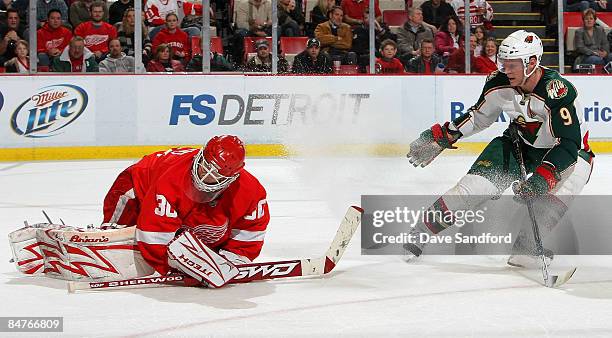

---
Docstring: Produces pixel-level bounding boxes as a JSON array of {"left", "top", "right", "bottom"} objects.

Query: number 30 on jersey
[{"left": 155, "top": 194, "right": 178, "bottom": 218}]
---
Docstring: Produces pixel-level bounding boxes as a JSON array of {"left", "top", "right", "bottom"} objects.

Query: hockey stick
[
  {"left": 67, "top": 206, "right": 362, "bottom": 292},
  {"left": 509, "top": 123, "right": 576, "bottom": 288}
]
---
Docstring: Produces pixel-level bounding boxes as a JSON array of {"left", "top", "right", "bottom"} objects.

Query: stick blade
[
  {"left": 547, "top": 267, "right": 577, "bottom": 288},
  {"left": 323, "top": 206, "right": 362, "bottom": 273}
]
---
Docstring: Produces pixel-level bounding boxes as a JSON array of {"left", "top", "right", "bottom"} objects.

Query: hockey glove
[
  {"left": 407, "top": 122, "right": 460, "bottom": 167},
  {"left": 512, "top": 163, "right": 560, "bottom": 201}
]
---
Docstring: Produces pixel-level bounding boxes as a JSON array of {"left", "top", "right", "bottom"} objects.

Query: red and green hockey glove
[
  {"left": 407, "top": 122, "right": 460, "bottom": 167},
  {"left": 512, "top": 163, "right": 561, "bottom": 200}
]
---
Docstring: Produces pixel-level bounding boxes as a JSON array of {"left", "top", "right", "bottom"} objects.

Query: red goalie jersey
[{"left": 103, "top": 141, "right": 269, "bottom": 276}]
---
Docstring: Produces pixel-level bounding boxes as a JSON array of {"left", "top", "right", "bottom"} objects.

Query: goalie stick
[
  {"left": 509, "top": 123, "right": 576, "bottom": 288},
  {"left": 67, "top": 206, "right": 362, "bottom": 293}
]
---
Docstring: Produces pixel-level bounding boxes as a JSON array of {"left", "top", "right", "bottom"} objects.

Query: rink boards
[{"left": 0, "top": 74, "right": 610, "bottom": 161}]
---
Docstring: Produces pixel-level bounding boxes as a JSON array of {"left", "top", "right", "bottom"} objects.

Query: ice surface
[{"left": 1, "top": 155, "right": 611, "bottom": 337}]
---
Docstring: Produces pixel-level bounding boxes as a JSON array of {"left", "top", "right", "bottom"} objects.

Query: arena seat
[
  {"left": 281, "top": 37, "right": 309, "bottom": 66},
  {"left": 191, "top": 36, "right": 224, "bottom": 56}
]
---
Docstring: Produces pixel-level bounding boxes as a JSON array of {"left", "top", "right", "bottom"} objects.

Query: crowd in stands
[{"left": 0, "top": 0, "right": 610, "bottom": 74}]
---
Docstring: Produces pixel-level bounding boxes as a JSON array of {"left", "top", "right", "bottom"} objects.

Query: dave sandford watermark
[{"left": 369, "top": 206, "right": 512, "bottom": 245}]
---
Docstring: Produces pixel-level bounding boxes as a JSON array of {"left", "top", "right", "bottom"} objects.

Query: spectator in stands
[
  {"left": 420, "top": 0, "right": 456, "bottom": 29},
  {"left": 315, "top": 6, "right": 355, "bottom": 64},
  {"left": 375, "top": 39, "right": 405, "bottom": 73},
  {"left": 0, "top": 9, "right": 25, "bottom": 64},
  {"left": 291, "top": 37, "right": 333, "bottom": 73},
  {"left": 152, "top": 13, "right": 190, "bottom": 64},
  {"left": 235, "top": 0, "right": 272, "bottom": 37},
  {"left": 99, "top": 38, "right": 141, "bottom": 72},
  {"left": 109, "top": 0, "right": 134, "bottom": 25},
  {"left": 473, "top": 36, "right": 497, "bottom": 73},
  {"left": 311, "top": 0, "right": 335, "bottom": 29},
  {"left": 37, "top": 0, "right": 69, "bottom": 26},
  {"left": 70, "top": 0, "right": 109, "bottom": 28},
  {"left": 446, "top": 34, "right": 476, "bottom": 73},
  {"left": 406, "top": 38, "right": 443, "bottom": 73},
  {"left": 352, "top": 6, "right": 395, "bottom": 70},
  {"left": 245, "top": 39, "right": 289, "bottom": 72},
  {"left": 74, "top": 2, "right": 118, "bottom": 62},
  {"left": 435, "top": 15, "right": 461, "bottom": 57},
  {"left": 397, "top": 8, "right": 434, "bottom": 64},
  {"left": 186, "top": 52, "right": 235, "bottom": 72},
  {"left": 574, "top": 8, "right": 612, "bottom": 69},
  {"left": 146, "top": 43, "right": 184, "bottom": 72},
  {"left": 451, "top": 0, "right": 493, "bottom": 31},
  {"left": 233, "top": 0, "right": 273, "bottom": 62},
  {"left": 145, "top": 0, "right": 199, "bottom": 40},
  {"left": 473, "top": 25, "right": 486, "bottom": 56},
  {"left": 116, "top": 8, "right": 152, "bottom": 64},
  {"left": 4, "top": 39, "right": 29, "bottom": 73},
  {"left": 51, "top": 36, "right": 99, "bottom": 72},
  {"left": 37, "top": 9, "right": 73, "bottom": 67},
  {"left": 340, "top": 0, "right": 381, "bottom": 26},
  {"left": 564, "top": 0, "right": 595, "bottom": 12},
  {"left": 278, "top": 0, "right": 304, "bottom": 36}
]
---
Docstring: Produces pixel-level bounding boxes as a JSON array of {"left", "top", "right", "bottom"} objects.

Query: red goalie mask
[{"left": 191, "top": 135, "right": 246, "bottom": 201}]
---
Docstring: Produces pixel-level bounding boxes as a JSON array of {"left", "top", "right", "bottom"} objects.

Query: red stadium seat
[
  {"left": 383, "top": 9, "right": 408, "bottom": 26},
  {"left": 191, "top": 36, "right": 224, "bottom": 56},
  {"left": 243, "top": 37, "right": 273, "bottom": 62},
  {"left": 0, "top": 66, "right": 5, "bottom": 73},
  {"left": 280, "top": 37, "right": 309, "bottom": 55},
  {"left": 563, "top": 12, "right": 583, "bottom": 38}
]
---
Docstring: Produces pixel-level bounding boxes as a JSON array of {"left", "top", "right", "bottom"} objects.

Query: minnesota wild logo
[
  {"left": 546, "top": 79, "right": 568, "bottom": 99},
  {"left": 515, "top": 115, "right": 542, "bottom": 144}
]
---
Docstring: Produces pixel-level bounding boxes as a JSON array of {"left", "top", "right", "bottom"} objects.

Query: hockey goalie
[{"left": 9, "top": 135, "right": 270, "bottom": 288}]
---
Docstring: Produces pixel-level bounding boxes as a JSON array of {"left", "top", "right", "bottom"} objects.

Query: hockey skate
[
  {"left": 402, "top": 227, "right": 426, "bottom": 262},
  {"left": 507, "top": 229, "right": 554, "bottom": 268}
]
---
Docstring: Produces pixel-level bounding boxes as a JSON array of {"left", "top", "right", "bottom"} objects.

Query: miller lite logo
[{"left": 10, "top": 84, "right": 88, "bottom": 138}]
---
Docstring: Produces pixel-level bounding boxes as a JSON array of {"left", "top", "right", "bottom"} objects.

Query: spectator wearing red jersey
[
  {"left": 473, "top": 37, "right": 497, "bottom": 74},
  {"left": 446, "top": 34, "right": 476, "bottom": 73},
  {"left": 74, "top": 1, "right": 118, "bottom": 61},
  {"left": 152, "top": 13, "right": 190, "bottom": 64},
  {"left": 340, "top": 0, "right": 381, "bottom": 25},
  {"left": 434, "top": 15, "right": 461, "bottom": 57},
  {"left": 375, "top": 39, "right": 405, "bottom": 73},
  {"left": 37, "top": 9, "right": 73, "bottom": 67},
  {"left": 70, "top": 0, "right": 109, "bottom": 28},
  {"left": 146, "top": 43, "right": 184, "bottom": 72}
]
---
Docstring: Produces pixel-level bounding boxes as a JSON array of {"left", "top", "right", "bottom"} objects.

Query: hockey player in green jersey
[{"left": 404, "top": 30, "right": 595, "bottom": 263}]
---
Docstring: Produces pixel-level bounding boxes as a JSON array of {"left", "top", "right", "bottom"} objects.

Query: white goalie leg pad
[
  {"left": 167, "top": 231, "right": 239, "bottom": 288},
  {"left": 439, "top": 174, "right": 499, "bottom": 211},
  {"left": 8, "top": 224, "right": 153, "bottom": 281}
]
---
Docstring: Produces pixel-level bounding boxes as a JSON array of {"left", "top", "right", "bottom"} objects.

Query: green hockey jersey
[{"left": 452, "top": 67, "right": 590, "bottom": 173}]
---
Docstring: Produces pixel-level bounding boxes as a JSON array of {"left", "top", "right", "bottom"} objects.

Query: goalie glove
[
  {"left": 167, "top": 230, "right": 239, "bottom": 288},
  {"left": 512, "top": 162, "right": 561, "bottom": 201},
  {"left": 407, "top": 122, "right": 461, "bottom": 167}
]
